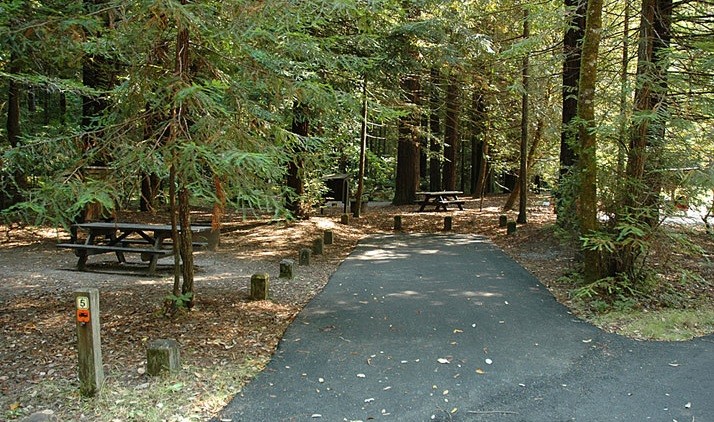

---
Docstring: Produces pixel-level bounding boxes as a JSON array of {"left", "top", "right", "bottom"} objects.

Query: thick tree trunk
[
  {"left": 617, "top": 0, "right": 672, "bottom": 277},
  {"left": 558, "top": 0, "right": 587, "bottom": 229},
  {"left": 393, "top": 75, "right": 421, "bottom": 205},
  {"left": 517, "top": 9, "right": 530, "bottom": 224},
  {"left": 442, "top": 75, "right": 460, "bottom": 191},
  {"left": 577, "top": 0, "right": 604, "bottom": 283}
]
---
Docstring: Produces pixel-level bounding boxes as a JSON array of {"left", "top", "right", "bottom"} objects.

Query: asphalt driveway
[{"left": 215, "top": 234, "right": 713, "bottom": 421}]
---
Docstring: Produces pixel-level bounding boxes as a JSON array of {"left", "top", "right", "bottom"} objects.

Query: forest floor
[{"left": 1, "top": 194, "right": 712, "bottom": 421}]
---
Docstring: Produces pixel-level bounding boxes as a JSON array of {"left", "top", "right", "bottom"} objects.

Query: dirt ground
[{"left": 1, "top": 194, "right": 711, "bottom": 421}]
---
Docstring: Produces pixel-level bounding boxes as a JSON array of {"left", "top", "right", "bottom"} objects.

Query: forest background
[{"left": 0, "top": 0, "right": 713, "bottom": 419}]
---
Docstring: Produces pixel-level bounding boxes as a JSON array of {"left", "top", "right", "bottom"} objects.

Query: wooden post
[
  {"left": 74, "top": 288, "right": 103, "bottom": 397},
  {"left": 443, "top": 216, "right": 453, "bottom": 231},
  {"left": 499, "top": 215, "right": 508, "bottom": 227},
  {"left": 312, "top": 237, "right": 324, "bottom": 255},
  {"left": 507, "top": 221, "right": 517, "bottom": 235},
  {"left": 299, "top": 248, "right": 311, "bottom": 266},
  {"left": 250, "top": 273, "right": 270, "bottom": 300},
  {"left": 279, "top": 259, "right": 294, "bottom": 279},
  {"left": 146, "top": 339, "right": 181, "bottom": 376},
  {"left": 393, "top": 215, "right": 403, "bottom": 231},
  {"left": 323, "top": 229, "right": 334, "bottom": 245}
]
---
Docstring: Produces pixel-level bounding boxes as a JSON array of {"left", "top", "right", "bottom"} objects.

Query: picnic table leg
[
  {"left": 108, "top": 233, "right": 127, "bottom": 263},
  {"left": 77, "top": 252, "right": 88, "bottom": 271},
  {"left": 147, "top": 257, "right": 159, "bottom": 275}
]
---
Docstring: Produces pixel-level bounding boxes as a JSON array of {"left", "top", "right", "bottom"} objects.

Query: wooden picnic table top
[
  {"left": 73, "top": 222, "right": 213, "bottom": 233},
  {"left": 415, "top": 191, "right": 463, "bottom": 196}
]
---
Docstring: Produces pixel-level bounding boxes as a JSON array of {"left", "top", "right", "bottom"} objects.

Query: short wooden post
[
  {"left": 393, "top": 215, "right": 403, "bottom": 231},
  {"left": 312, "top": 237, "right": 324, "bottom": 255},
  {"left": 146, "top": 339, "right": 181, "bottom": 376},
  {"left": 443, "top": 216, "right": 453, "bottom": 231},
  {"left": 279, "top": 259, "right": 294, "bottom": 279},
  {"left": 507, "top": 221, "right": 517, "bottom": 235},
  {"left": 323, "top": 229, "right": 334, "bottom": 245},
  {"left": 250, "top": 273, "right": 270, "bottom": 300},
  {"left": 499, "top": 215, "right": 508, "bottom": 227},
  {"left": 74, "top": 288, "right": 104, "bottom": 397},
  {"left": 299, "top": 248, "right": 311, "bottom": 266},
  {"left": 340, "top": 214, "right": 350, "bottom": 225}
]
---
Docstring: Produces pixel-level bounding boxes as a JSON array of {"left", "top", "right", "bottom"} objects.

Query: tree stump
[
  {"left": 250, "top": 273, "right": 270, "bottom": 300},
  {"left": 444, "top": 216, "right": 453, "bottom": 231},
  {"left": 299, "top": 248, "right": 311, "bottom": 266},
  {"left": 146, "top": 339, "right": 181, "bottom": 376},
  {"left": 507, "top": 221, "right": 517, "bottom": 235},
  {"left": 323, "top": 229, "right": 334, "bottom": 245},
  {"left": 393, "top": 215, "right": 403, "bottom": 231},
  {"left": 312, "top": 237, "right": 324, "bottom": 255},
  {"left": 499, "top": 215, "right": 508, "bottom": 227},
  {"left": 279, "top": 259, "right": 294, "bottom": 279}
]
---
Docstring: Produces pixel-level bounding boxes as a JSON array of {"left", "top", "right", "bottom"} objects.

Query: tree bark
[
  {"left": 624, "top": 0, "right": 671, "bottom": 217},
  {"left": 354, "top": 78, "right": 368, "bottom": 218},
  {"left": 429, "top": 68, "right": 442, "bottom": 191},
  {"left": 81, "top": 0, "right": 114, "bottom": 165},
  {"left": 616, "top": 0, "right": 672, "bottom": 278},
  {"left": 558, "top": 0, "right": 587, "bottom": 230},
  {"left": 504, "top": 120, "right": 543, "bottom": 211},
  {"left": 517, "top": 9, "right": 530, "bottom": 224},
  {"left": 577, "top": 0, "right": 604, "bottom": 283},
  {"left": 287, "top": 101, "right": 309, "bottom": 218},
  {"left": 393, "top": 74, "right": 421, "bottom": 205},
  {"left": 7, "top": 53, "right": 20, "bottom": 149},
  {"left": 442, "top": 75, "right": 460, "bottom": 191},
  {"left": 171, "top": 0, "right": 195, "bottom": 309}
]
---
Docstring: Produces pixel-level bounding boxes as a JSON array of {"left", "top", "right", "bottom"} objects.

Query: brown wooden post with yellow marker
[{"left": 74, "top": 288, "right": 104, "bottom": 397}]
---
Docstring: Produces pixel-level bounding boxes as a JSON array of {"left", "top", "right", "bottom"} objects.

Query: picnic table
[
  {"left": 57, "top": 222, "right": 213, "bottom": 274},
  {"left": 415, "top": 191, "right": 465, "bottom": 212}
]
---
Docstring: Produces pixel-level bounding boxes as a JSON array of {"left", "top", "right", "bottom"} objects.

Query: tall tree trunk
[
  {"left": 558, "top": 0, "right": 587, "bottom": 229},
  {"left": 577, "top": 0, "right": 604, "bottom": 283},
  {"left": 171, "top": 0, "right": 195, "bottom": 309},
  {"left": 393, "top": 74, "right": 421, "bottom": 205},
  {"left": 6, "top": 52, "right": 23, "bottom": 205},
  {"left": 82, "top": 0, "right": 113, "bottom": 165},
  {"left": 429, "top": 68, "right": 442, "bottom": 191},
  {"left": 442, "top": 75, "right": 460, "bottom": 191},
  {"left": 617, "top": 0, "right": 631, "bottom": 180},
  {"left": 7, "top": 53, "right": 20, "bottom": 149},
  {"left": 517, "top": 8, "right": 530, "bottom": 224},
  {"left": 617, "top": 0, "right": 672, "bottom": 277},
  {"left": 504, "top": 120, "right": 543, "bottom": 211},
  {"left": 472, "top": 88, "right": 489, "bottom": 199},
  {"left": 141, "top": 17, "right": 169, "bottom": 213},
  {"left": 287, "top": 101, "right": 309, "bottom": 218},
  {"left": 624, "top": 0, "right": 671, "bottom": 215},
  {"left": 470, "top": 89, "right": 486, "bottom": 196},
  {"left": 354, "top": 78, "right": 368, "bottom": 218}
]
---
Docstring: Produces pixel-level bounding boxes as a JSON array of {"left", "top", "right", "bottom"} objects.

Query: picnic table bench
[
  {"left": 57, "top": 222, "right": 212, "bottom": 274},
  {"left": 416, "top": 191, "right": 465, "bottom": 212}
]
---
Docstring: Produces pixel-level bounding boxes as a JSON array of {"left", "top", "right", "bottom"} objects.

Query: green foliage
[{"left": 165, "top": 292, "right": 193, "bottom": 310}]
